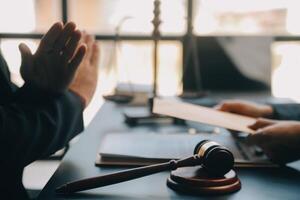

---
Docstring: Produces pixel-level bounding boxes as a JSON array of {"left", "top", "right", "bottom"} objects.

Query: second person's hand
[
  {"left": 216, "top": 100, "right": 274, "bottom": 118},
  {"left": 69, "top": 32, "right": 99, "bottom": 108},
  {"left": 248, "top": 121, "right": 300, "bottom": 164}
]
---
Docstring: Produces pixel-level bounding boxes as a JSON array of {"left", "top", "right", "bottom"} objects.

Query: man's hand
[
  {"left": 248, "top": 121, "right": 300, "bottom": 164},
  {"left": 248, "top": 118, "right": 278, "bottom": 130},
  {"left": 19, "top": 22, "right": 86, "bottom": 93},
  {"left": 215, "top": 100, "right": 273, "bottom": 118},
  {"left": 69, "top": 32, "right": 99, "bottom": 108}
]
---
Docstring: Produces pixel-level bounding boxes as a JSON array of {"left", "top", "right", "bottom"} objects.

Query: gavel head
[{"left": 194, "top": 140, "right": 234, "bottom": 176}]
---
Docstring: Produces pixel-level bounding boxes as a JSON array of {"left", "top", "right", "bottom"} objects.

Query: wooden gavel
[{"left": 56, "top": 140, "right": 234, "bottom": 194}]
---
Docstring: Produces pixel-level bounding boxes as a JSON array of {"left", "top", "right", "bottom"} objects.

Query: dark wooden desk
[{"left": 38, "top": 94, "right": 300, "bottom": 200}]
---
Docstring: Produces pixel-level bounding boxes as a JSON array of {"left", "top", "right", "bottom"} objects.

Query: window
[
  {"left": 0, "top": 0, "right": 184, "bottom": 123},
  {"left": 2, "top": 0, "right": 300, "bottom": 121},
  {"left": 271, "top": 41, "right": 300, "bottom": 102},
  {"left": 0, "top": 0, "right": 61, "bottom": 33},
  {"left": 68, "top": 0, "right": 186, "bottom": 35},
  {"left": 0, "top": 39, "right": 38, "bottom": 86},
  {"left": 194, "top": 0, "right": 300, "bottom": 35},
  {"left": 101, "top": 40, "right": 182, "bottom": 96}
]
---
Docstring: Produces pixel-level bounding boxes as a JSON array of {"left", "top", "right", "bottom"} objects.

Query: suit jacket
[
  {"left": 272, "top": 104, "right": 300, "bottom": 121},
  {"left": 0, "top": 52, "right": 84, "bottom": 199}
]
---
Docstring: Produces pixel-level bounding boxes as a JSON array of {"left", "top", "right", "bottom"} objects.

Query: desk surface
[{"left": 38, "top": 93, "right": 300, "bottom": 200}]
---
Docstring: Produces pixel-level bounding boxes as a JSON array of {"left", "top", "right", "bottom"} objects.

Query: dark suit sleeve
[
  {"left": 0, "top": 83, "right": 84, "bottom": 169},
  {"left": 271, "top": 104, "right": 300, "bottom": 120}
]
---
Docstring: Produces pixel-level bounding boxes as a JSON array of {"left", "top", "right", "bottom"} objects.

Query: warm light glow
[
  {"left": 199, "top": 0, "right": 286, "bottom": 13},
  {"left": 0, "top": 0, "right": 35, "bottom": 33},
  {"left": 100, "top": 41, "right": 182, "bottom": 96},
  {"left": 160, "top": 0, "right": 186, "bottom": 35},
  {"left": 109, "top": 0, "right": 153, "bottom": 34},
  {"left": 286, "top": 2, "right": 300, "bottom": 34},
  {"left": 158, "top": 41, "right": 182, "bottom": 96},
  {"left": 194, "top": 0, "right": 300, "bottom": 35},
  {"left": 108, "top": 0, "right": 186, "bottom": 34},
  {"left": 69, "top": 0, "right": 186, "bottom": 35},
  {"left": 5, "top": 0, "right": 300, "bottom": 123},
  {"left": 272, "top": 42, "right": 300, "bottom": 102}
]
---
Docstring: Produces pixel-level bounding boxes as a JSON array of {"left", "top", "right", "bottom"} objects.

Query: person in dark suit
[
  {"left": 216, "top": 100, "right": 300, "bottom": 164},
  {"left": 0, "top": 22, "right": 99, "bottom": 199}
]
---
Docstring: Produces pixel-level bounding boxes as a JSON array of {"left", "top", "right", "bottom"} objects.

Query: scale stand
[
  {"left": 124, "top": 0, "right": 183, "bottom": 126},
  {"left": 180, "top": 0, "right": 207, "bottom": 99}
]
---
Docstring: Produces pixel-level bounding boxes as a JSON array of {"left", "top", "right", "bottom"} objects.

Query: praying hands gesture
[
  {"left": 19, "top": 22, "right": 86, "bottom": 93},
  {"left": 18, "top": 22, "right": 99, "bottom": 107}
]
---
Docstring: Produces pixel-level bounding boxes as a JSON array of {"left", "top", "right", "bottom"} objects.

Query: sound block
[{"left": 167, "top": 166, "right": 241, "bottom": 195}]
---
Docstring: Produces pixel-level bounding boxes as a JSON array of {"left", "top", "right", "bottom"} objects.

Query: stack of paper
[{"left": 153, "top": 98, "right": 256, "bottom": 134}]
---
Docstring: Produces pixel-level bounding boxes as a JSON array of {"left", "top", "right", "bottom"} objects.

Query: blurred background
[{"left": 1, "top": 0, "right": 300, "bottom": 194}]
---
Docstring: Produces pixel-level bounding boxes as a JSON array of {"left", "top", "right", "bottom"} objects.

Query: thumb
[
  {"left": 19, "top": 43, "right": 33, "bottom": 79},
  {"left": 19, "top": 43, "right": 33, "bottom": 63}
]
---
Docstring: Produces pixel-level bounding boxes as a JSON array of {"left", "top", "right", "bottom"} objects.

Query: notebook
[{"left": 95, "top": 132, "right": 276, "bottom": 168}]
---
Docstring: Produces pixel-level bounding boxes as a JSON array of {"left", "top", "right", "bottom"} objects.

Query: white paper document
[{"left": 153, "top": 98, "right": 256, "bottom": 134}]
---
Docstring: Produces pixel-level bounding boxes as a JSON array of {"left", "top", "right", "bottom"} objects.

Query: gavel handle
[{"left": 56, "top": 160, "right": 176, "bottom": 194}]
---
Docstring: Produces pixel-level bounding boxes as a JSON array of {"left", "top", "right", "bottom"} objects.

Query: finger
[
  {"left": 19, "top": 43, "right": 33, "bottom": 79},
  {"left": 217, "top": 101, "right": 242, "bottom": 112},
  {"left": 214, "top": 104, "right": 222, "bottom": 110},
  {"left": 19, "top": 43, "right": 33, "bottom": 63},
  {"left": 53, "top": 22, "right": 76, "bottom": 51},
  {"left": 68, "top": 44, "right": 87, "bottom": 73},
  {"left": 37, "top": 22, "right": 63, "bottom": 52},
  {"left": 73, "top": 30, "right": 85, "bottom": 54},
  {"left": 247, "top": 122, "right": 279, "bottom": 145},
  {"left": 248, "top": 118, "right": 277, "bottom": 130},
  {"left": 81, "top": 30, "right": 87, "bottom": 43},
  {"left": 217, "top": 101, "right": 227, "bottom": 110},
  {"left": 85, "top": 34, "right": 95, "bottom": 60},
  {"left": 62, "top": 30, "right": 82, "bottom": 62},
  {"left": 90, "top": 42, "right": 100, "bottom": 67},
  {"left": 215, "top": 102, "right": 229, "bottom": 111}
]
